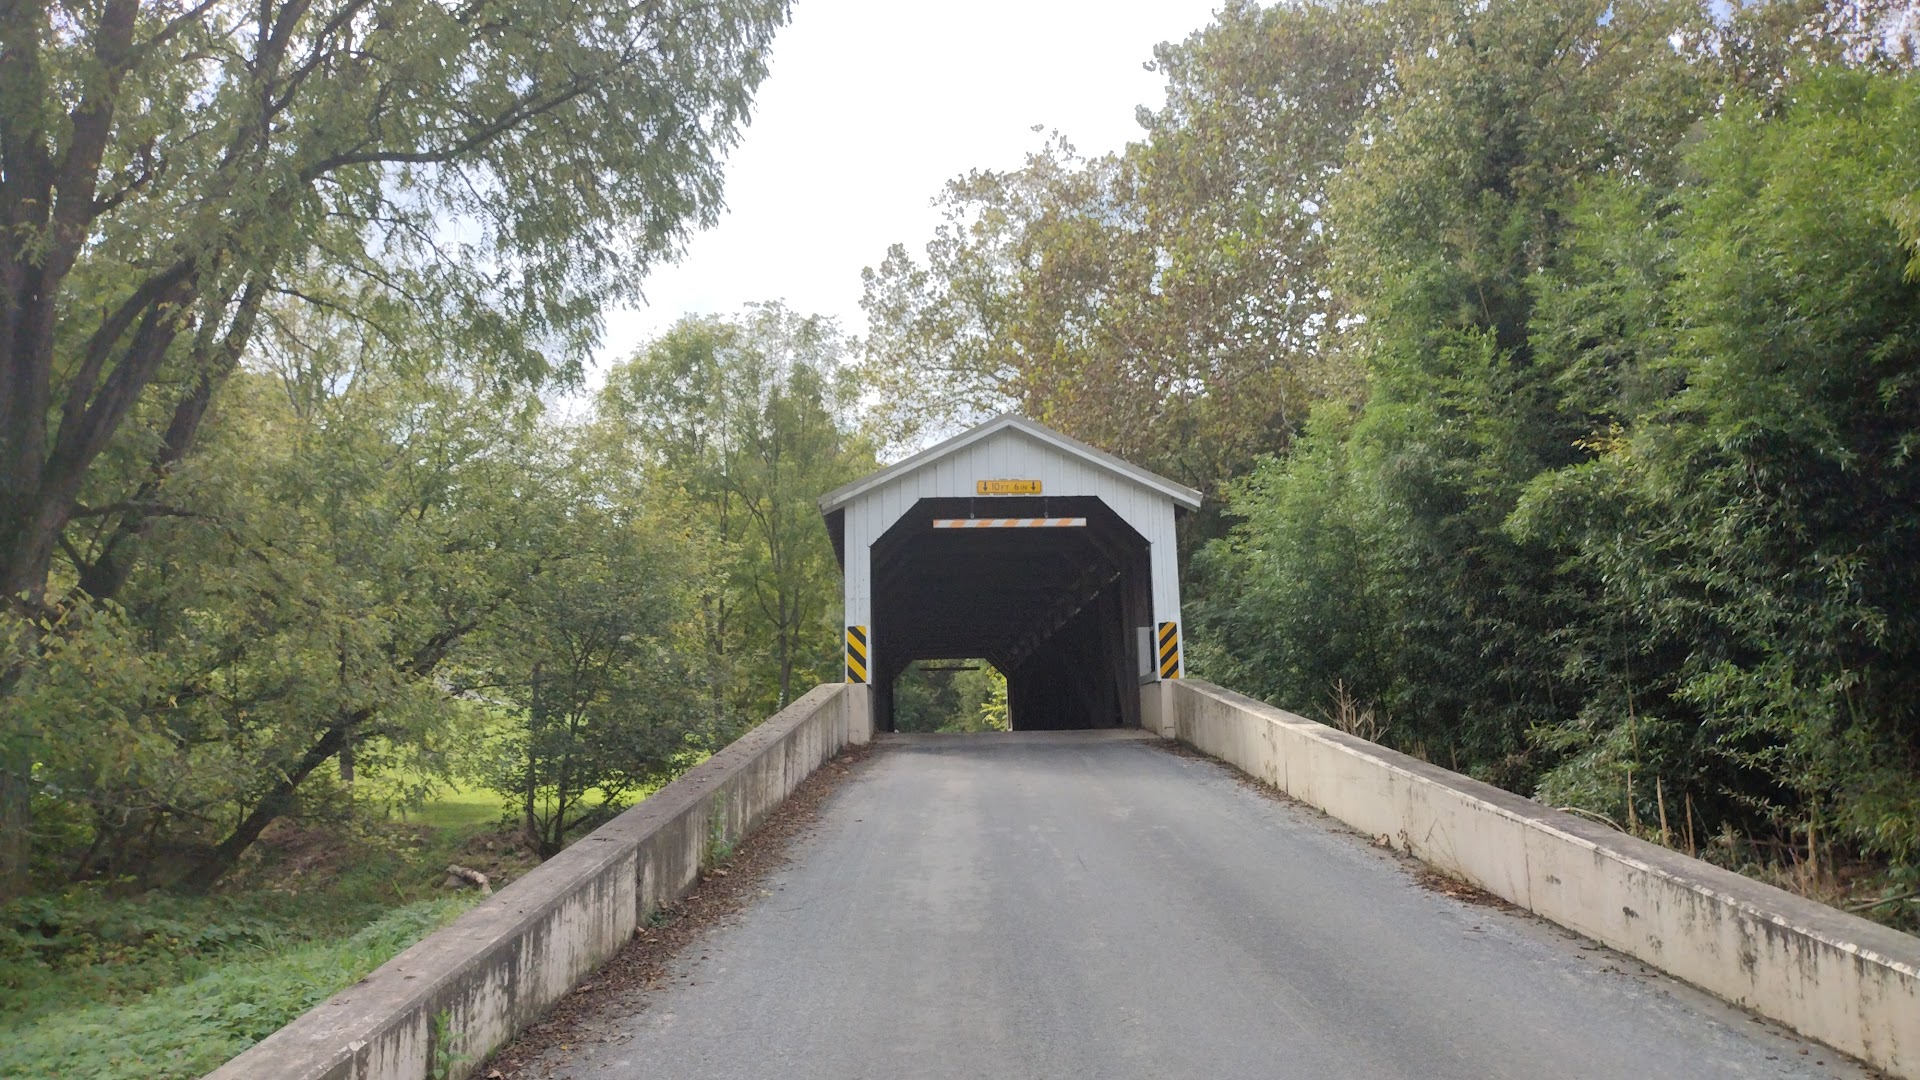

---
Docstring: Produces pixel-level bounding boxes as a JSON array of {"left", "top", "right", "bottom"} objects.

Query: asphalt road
[{"left": 521, "top": 731, "right": 1868, "bottom": 1080}]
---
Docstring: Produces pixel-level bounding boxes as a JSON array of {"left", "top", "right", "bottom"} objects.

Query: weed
[
  {"left": 1326, "top": 679, "right": 1388, "bottom": 744},
  {"left": 704, "top": 797, "right": 737, "bottom": 867},
  {"left": 427, "top": 1008, "right": 472, "bottom": 1080},
  {"left": 1, "top": 784, "right": 518, "bottom": 1079}
]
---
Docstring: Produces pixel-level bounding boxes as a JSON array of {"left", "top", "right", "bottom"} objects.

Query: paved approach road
[{"left": 523, "top": 731, "right": 1867, "bottom": 1080}]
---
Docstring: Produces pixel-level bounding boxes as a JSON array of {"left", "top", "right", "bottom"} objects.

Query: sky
[{"left": 593, "top": 0, "right": 1226, "bottom": 375}]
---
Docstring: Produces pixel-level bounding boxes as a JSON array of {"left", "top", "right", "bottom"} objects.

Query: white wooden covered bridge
[{"left": 817, "top": 413, "right": 1201, "bottom": 732}]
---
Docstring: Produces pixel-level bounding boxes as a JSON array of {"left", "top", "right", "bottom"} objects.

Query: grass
[
  {"left": 3, "top": 763, "right": 670, "bottom": 1080},
  {"left": 389, "top": 781, "right": 626, "bottom": 832},
  {"left": 0, "top": 897, "right": 473, "bottom": 1080},
  {"left": 0, "top": 785, "right": 518, "bottom": 1080},
  {"left": 393, "top": 780, "right": 515, "bottom": 830}
]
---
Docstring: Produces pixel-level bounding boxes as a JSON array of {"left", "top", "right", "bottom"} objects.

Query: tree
[
  {"left": 601, "top": 304, "right": 872, "bottom": 722},
  {"left": 475, "top": 470, "right": 703, "bottom": 859},
  {"left": 0, "top": 0, "right": 787, "bottom": 611},
  {"left": 1190, "top": 2, "right": 1920, "bottom": 908},
  {"left": 2, "top": 300, "right": 642, "bottom": 892},
  {"left": 891, "top": 662, "right": 1008, "bottom": 733},
  {"left": 0, "top": 0, "right": 788, "bottom": 897},
  {"left": 177, "top": 369, "right": 565, "bottom": 891},
  {"left": 860, "top": 0, "right": 1410, "bottom": 498},
  {"left": 1289, "top": 0, "right": 1706, "bottom": 771},
  {"left": 1516, "top": 67, "right": 1920, "bottom": 880}
]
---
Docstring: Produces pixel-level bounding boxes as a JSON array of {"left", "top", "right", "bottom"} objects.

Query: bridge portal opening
[
  {"left": 820, "top": 414, "right": 1200, "bottom": 737},
  {"left": 890, "top": 659, "right": 1007, "bottom": 733},
  {"left": 868, "top": 496, "right": 1152, "bottom": 732}
]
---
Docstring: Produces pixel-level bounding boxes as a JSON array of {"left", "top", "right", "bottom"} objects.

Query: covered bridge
[{"left": 818, "top": 413, "right": 1200, "bottom": 732}]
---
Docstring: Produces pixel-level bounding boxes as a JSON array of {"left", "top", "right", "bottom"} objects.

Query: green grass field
[
  {"left": 388, "top": 781, "right": 625, "bottom": 831},
  {"left": 392, "top": 780, "right": 515, "bottom": 830}
]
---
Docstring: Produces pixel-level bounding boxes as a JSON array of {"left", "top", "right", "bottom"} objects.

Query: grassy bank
[
  {"left": 0, "top": 897, "right": 473, "bottom": 1080},
  {"left": 0, "top": 801, "right": 531, "bottom": 1080}
]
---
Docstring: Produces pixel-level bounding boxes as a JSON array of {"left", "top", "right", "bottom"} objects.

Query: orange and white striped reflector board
[{"left": 931, "top": 518, "right": 1088, "bottom": 529}]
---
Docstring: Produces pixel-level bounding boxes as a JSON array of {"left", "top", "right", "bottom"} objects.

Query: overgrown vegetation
[
  {"left": 0, "top": 806, "right": 505, "bottom": 1080},
  {"left": 0, "top": 0, "right": 877, "bottom": 1070},
  {"left": 0, "top": 293, "right": 872, "bottom": 1070},
  {"left": 1, "top": 897, "right": 470, "bottom": 1080}
]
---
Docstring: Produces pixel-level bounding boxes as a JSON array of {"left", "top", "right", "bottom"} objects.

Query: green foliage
[
  {"left": 1191, "top": 3, "right": 1920, "bottom": 915},
  {"left": 0, "top": 0, "right": 793, "bottom": 900},
  {"left": 1517, "top": 67, "right": 1920, "bottom": 880},
  {"left": 601, "top": 303, "right": 876, "bottom": 725},
  {"left": 10, "top": 296, "right": 854, "bottom": 895},
  {"left": 427, "top": 1007, "right": 472, "bottom": 1080},
  {"left": 891, "top": 663, "right": 1010, "bottom": 733},
  {"left": 1189, "top": 405, "right": 1383, "bottom": 720},
  {"left": 9, "top": 298, "right": 874, "bottom": 905},
  {"left": 859, "top": 0, "right": 1407, "bottom": 502},
  {"left": 0, "top": 898, "right": 469, "bottom": 1080},
  {"left": 705, "top": 797, "right": 739, "bottom": 867},
  {"left": 1195, "top": 0, "right": 1715, "bottom": 781},
  {"left": 468, "top": 434, "right": 709, "bottom": 858},
  {"left": 13, "top": 350, "right": 565, "bottom": 891},
  {"left": 0, "top": 888, "right": 289, "bottom": 1024}
]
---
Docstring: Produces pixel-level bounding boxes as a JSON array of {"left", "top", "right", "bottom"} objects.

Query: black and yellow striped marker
[
  {"left": 1158, "top": 621, "right": 1181, "bottom": 679},
  {"left": 845, "top": 625, "right": 869, "bottom": 684}
]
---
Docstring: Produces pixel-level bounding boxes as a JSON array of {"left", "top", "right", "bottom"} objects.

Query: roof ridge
[{"left": 817, "top": 412, "right": 1202, "bottom": 515}]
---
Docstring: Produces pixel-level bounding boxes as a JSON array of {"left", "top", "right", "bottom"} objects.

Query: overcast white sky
[{"left": 594, "top": 0, "right": 1225, "bottom": 374}]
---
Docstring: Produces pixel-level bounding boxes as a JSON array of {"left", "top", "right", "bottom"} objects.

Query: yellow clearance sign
[{"left": 976, "top": 479, "right": 1042, "bottom": 495}]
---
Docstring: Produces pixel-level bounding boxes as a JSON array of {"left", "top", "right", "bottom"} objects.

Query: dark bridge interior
[{"left": 863, "top": 496, "right": 1152, "bottom": 732}]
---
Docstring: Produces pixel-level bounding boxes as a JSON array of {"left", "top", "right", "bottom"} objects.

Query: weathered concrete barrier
[
  {"left": 206, "top": 683, "right": 870, "bottom": 1080},
  {"left": 1171, "top": 679, "right": 1920, "bottom": 1078}
]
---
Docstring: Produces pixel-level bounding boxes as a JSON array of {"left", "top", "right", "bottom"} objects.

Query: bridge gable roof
[{"left": 817, "top": 413, "right": 1202, "bottom": 517}]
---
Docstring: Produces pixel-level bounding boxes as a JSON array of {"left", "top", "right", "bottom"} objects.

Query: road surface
[{"left": 519, "top": 731, "right": 1867, "bottom": 1079}]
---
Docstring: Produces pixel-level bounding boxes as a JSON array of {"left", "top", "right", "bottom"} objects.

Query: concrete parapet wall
[
  {"left": 205, "top": 682, "right": 871, "bottom": 1080},
  {"left": 1172, "top": 679, "right": 1920, "bottom": 1078}
]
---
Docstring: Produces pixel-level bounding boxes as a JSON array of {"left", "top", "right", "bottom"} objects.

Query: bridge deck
[{"left": 518, "top": 732, "right": 1864, "bottom": 1079}]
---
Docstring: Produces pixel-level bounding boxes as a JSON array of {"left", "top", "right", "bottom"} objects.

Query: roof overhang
[{"left": 817, "top": 413, "right": 1203, "bottom": 517}]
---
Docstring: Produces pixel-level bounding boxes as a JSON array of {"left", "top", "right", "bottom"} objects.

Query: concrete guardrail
[
  {"left": 206, "top": 682, "right": 870, "bottom": 1080},
  {"left": 1168, "top": 678, "right": 1920, "bottom": 1078}
]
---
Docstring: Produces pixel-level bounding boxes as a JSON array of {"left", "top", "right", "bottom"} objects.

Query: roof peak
[{"left": 818, "top": 412, "right": 1202, "bottom": 515}]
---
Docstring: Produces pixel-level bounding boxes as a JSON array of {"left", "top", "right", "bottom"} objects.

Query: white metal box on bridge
[{"left": 818, "top": 413, "right": 1200, "bottom": 732}]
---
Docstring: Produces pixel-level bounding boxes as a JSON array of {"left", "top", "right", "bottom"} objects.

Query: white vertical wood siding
[{"left": 840, "top": 427, "right": 1184, "bottom": 676}]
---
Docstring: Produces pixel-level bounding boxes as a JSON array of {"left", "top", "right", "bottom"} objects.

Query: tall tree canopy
[
  {"left": 1188, "top": 0, "right": 1920, "bottom": 911},
  {"left": 860, "top": 0, "right": 1404, "bottom": 496},
  {"left": 0, "top": 0, "right": 791, "bottom": 896},
  {"left": 600, "top": 304, "right": 873, "bottom": 723},
  {"left": 1, "top": 0, "right": 787, "bottom": 611}
]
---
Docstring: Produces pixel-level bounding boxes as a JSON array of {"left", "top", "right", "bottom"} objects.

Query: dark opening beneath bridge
[{"left": 868, "top": 496, "right": 1151, "bottom": 732}]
